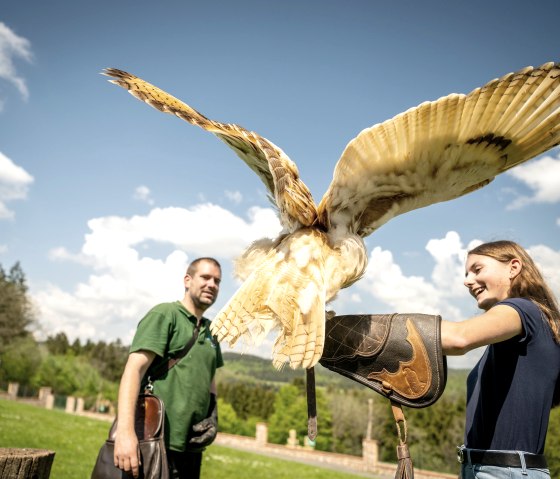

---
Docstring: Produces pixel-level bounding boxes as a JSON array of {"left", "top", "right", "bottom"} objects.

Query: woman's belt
[{"left": 458, "top": 448, "right": 548, "bottom": 469}]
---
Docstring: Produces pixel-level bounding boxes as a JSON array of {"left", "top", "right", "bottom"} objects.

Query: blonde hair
[{"left": 468, "top": 240, "right": 560, "bottom": 342}]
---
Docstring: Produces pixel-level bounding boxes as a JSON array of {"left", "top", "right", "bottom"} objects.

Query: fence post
[
  {"left": 65, "top": 396, "right": 76, "bottom": 413},
  {"left": 362, "top": 438, "right": 379, "bottom": 473},
  {"left": 44, "top": 394, "right": 55, "bottom": 410},
  {"left": 75, "top": 398, "right": 85, "bottom": 414},
  {"left": 7, "top": 383, "right": 19, "bottom": 399},
  {"left": 255, "top": 422, "right": 268, "bottom": 446}
]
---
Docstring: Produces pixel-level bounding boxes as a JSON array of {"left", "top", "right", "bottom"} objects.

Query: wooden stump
[{"left": 0, "top": 448, "right": 55, "bottom": 479}]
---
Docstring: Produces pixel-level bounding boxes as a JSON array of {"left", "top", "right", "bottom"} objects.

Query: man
[{"left": 114, "top": 257, "right": 223, "bottom": 479}]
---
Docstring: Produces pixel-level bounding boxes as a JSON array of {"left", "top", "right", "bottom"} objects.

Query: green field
[{"left": 0, "top": 399, "right": 372, "bottom": 479}]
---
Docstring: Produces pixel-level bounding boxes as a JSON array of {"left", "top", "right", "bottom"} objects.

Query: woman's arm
[{"left": 441, "top": 304, "right": 523, "bottom": 355}]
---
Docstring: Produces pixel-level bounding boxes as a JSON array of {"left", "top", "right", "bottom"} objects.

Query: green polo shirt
[{"left": 130, "top": 301, "right": 223, "bottom": 452}]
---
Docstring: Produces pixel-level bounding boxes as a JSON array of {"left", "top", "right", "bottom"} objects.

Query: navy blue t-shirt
[{"left": 465, "top": 297, "right": 560, "bottom": 453}]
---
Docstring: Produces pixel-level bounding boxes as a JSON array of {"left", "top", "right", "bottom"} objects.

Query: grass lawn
[{"left": 0, "top": 399, "right": 371, "bottom": 479}]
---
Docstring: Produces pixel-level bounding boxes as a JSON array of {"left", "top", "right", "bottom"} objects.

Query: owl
[{"left": 104, "top": 62, "right": 560, "bottom": 370}]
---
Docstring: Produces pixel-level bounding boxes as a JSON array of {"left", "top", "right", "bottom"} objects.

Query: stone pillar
[
  {"left": 255, "top": 422, "right": 268, "bottom": 446},
  {"left": 38, "top": 387, "right": 52, "bottom": 403},
  {"left": 75, "top": 397, "right": 85, "bottom": 414},
  {"left": 286, "top": 429, "right": 298, "bottom": 448},
  {"left": 362, "top": 439, "right": 379, "bottom": 473},
  {"left": 65, "top": 396, "right": 76, "bottom": 413},
  {"left": 7, "top": 383, "right": 19, "bottom": 399},
  {"left": 38, "top": 387, "right": 52, "bottom": 409},
  {"left": 44, "top": 394, "right": 55, "bottom": 410}
]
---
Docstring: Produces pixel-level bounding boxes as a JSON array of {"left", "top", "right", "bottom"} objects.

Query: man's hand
[
  {"left": 189, "top": 393, "right": 218, "bottom": 447},
  {"left": 114, "top": 432, "right": 141, "bottom": 478}
]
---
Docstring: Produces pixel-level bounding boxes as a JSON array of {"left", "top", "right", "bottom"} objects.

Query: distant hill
[{"left": 217, "top": 351, "right": 469, "bottom": 398}]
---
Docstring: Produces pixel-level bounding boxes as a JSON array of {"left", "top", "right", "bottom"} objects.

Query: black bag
[{"left": 91, "top": 393, "right": 168, "bottom": 479}]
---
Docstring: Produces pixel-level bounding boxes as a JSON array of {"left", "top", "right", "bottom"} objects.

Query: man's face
[{"left": 185, "top": 261, "right": 222, "bottom": 311}]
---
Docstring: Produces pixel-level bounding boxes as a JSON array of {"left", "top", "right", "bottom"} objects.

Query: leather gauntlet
[{"left": 320, "top": 313, "right": 447, "bottom": 408}]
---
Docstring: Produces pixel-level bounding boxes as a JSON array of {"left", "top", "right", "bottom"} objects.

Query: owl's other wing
[
  {"left": 317, "top": 62, "right": 560, "bottom": 237},
  {"left": 103, "top": 68, "right": 317, "bottom": 230}
]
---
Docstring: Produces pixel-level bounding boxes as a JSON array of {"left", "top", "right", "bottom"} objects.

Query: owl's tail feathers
[
  {"left": 210, "top": 279, "right": 276, "bottom": 348},
  {"left": 272, "top": 302, "right": 325, "bottom": 370},
  {"left": 210, "top": 273, "right": 326, "bottom": 370}
]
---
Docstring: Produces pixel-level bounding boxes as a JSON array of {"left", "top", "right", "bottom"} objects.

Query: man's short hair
[{"left": 186, "top": 257, "right": 221, "bottom": 277}]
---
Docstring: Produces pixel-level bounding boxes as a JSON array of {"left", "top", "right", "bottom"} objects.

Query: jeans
[
  {"left": 461, "top": 463, "right": 550, "bottom": 478},
  {"left": 458, "top": 446, "right": 550, "bottom": 479}
]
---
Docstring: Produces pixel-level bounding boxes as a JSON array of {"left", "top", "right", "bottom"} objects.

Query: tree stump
[{"left": 0, "top": 448, "right": 55, "bottom": 479}]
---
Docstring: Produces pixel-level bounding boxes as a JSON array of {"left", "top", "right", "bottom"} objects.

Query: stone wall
[{"left": 215, "top": 425, "right": 457, "bottom": 479}]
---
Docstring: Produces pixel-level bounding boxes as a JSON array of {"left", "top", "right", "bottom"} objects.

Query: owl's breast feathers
[{"left": 210, "top": 228, "right": 367, "bottom": 369}]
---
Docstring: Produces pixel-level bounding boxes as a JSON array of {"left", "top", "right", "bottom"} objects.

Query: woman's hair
[{"left": 468, "top": 240, "right": 560, "bottom": 342}]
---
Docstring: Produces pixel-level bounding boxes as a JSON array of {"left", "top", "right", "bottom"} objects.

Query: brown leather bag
[
  {"left": 319, "top": 313, "right": 447, "bottom": 479},
  {"left": 91, "top": 393, "right": 168, "bottom": 479}
]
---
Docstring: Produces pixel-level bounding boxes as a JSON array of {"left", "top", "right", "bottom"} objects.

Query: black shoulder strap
[{"left": 147, "top": 318, "right": 202, "bottom": 383}]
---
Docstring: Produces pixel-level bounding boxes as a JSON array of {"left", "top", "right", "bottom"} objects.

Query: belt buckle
[{"left": 457, "top": 446, "right": 465, "bottom": 464}]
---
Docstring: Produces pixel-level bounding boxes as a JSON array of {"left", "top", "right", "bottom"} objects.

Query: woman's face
[{"left": 464, "top": 253, "right": 516, "bottom": 311}]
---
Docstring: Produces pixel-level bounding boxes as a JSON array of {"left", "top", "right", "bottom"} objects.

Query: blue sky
[{"left": 1, "top": 1, "right": 559, "bottom": 368}]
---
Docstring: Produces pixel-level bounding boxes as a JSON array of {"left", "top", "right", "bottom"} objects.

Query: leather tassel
[
  {"left": 391, "top": 401, "right": 414, "bottom": 479},
  {"left": 395, "top": 443, "right": 414, "bottom": 479}
]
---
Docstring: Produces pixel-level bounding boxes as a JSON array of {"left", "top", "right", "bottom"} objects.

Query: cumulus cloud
[
  {"left": 527, "top": 244, "right": 560, "bottom": 296},
  {"left": 225, "top": 190, "right": 243, "bottom": 204},
  {"left": 34, "top": 203, "right": 282, "bottom": 342},
  {"left": 0, "top": 22, "right": 32, "bottom": 105},
  {"left": 0, "top": 151, "right": 34, "bottom": 219},
  {"left": 133, "top": 185, "right": 154, "bottom": 205},
  {"left": 355, "top": 238, "right": 465, "bottom": 321},
  {"left": 506, "top": 151, "right": 560, "bottom": 209}
]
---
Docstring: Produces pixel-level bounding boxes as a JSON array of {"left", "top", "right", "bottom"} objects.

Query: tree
[
  {"left": 268, "top": 380, "right": 333, "bottom": 451},
  {"left": 45, "top": 332, "right": 71, "bottom": 355},
  {"left": 545, "top": 407, "right": 560, "bottom": 477},
  {"left": 0, "top": 336, "right": 42, "bottom": 386},
  {"left": 32, "top": 354, "right": 104, "bottom": 399},
  {"left": 216, "top": 398, "right": 241, "bottom": 433},
  {"left": 0, "top": 262, "right": 35, "bottom": 353}
]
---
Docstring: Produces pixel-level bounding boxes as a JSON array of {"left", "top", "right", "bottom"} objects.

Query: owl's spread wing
[
  {"left": 103, "top": 68, "right": 317, "bottom": 230},
  {"left": 317, "top": 62, "right": 560, "bottom": 237}
]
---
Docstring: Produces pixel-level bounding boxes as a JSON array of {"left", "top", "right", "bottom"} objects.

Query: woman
[{"left": 441, "top": 240, "right": 560, "bottom": 478}]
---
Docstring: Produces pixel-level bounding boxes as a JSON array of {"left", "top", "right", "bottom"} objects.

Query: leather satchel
[
  {"left": 91, "top": 393, "right": 168, "bottom": 479},
  {"left": 319, "top": 312, "right": 447, "bottom": 479}
]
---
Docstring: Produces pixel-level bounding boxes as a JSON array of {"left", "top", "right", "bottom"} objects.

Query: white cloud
[
  {"left": 34, "top": 203, "right": 282, "bottom": 342},
  {"left": 225, "top": 190, "right": 243, "bottom": 204},
  {"left": 506, "top": 152, "right": 560, "bottom": 209},
  {"left": 0, "top": 22, "right": 32, "bottom": 104},
  {"left": 356, "top": 244, "right": 463, "bottom": 320},
  {"left": 133, "top": 185, "right": 154, "bottom": 205},
  {"left": 527, "top": 244, "right": 560, "bottom": 296},
  {"left": 0, "top": 151, "right": 34, "bottom": 219}
]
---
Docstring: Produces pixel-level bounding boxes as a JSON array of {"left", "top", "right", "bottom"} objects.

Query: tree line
[{"left": 1, "top": 261, "right": 558, "bottom": 475}]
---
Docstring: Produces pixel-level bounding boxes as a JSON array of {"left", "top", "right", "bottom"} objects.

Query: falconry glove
[
  {"left": 189, "top": 393, "right": 218, "bottom": 448},
  {"left": 319, "top": 313, "right": 447, "bottom": 479}
]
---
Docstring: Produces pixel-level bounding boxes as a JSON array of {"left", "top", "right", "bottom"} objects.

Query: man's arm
[{"left": 114, "top": 350, "right": 155, "bottom": 478}]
